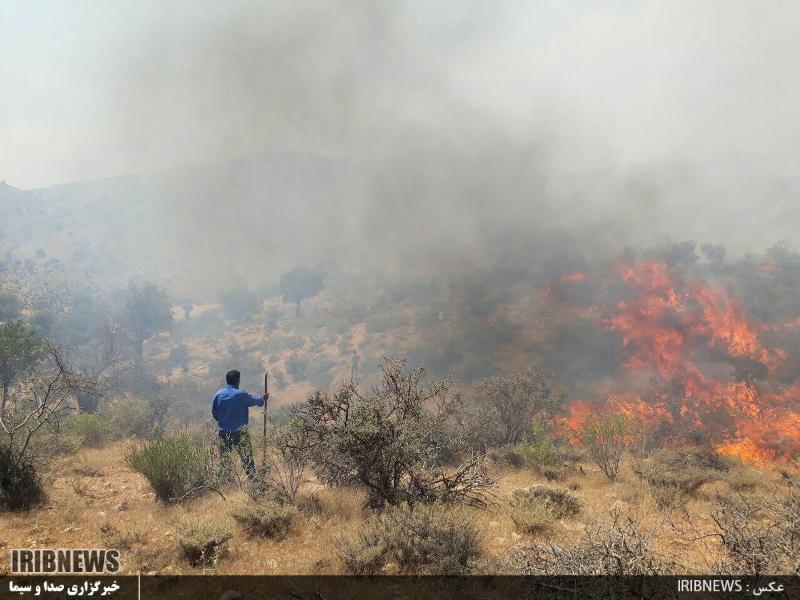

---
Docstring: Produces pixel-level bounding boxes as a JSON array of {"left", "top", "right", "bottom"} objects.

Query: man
[{"left": 211, "top": 369, "right": 268, "bottom": 481}]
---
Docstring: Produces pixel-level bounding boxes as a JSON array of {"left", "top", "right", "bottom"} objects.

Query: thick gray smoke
[{"left": 4, "top": 1, "right": 800, "bottom": 289}]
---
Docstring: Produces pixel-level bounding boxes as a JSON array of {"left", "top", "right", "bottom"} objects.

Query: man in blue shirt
[{"left": 212, "top": 369, "right": 268, "bottom": 481}]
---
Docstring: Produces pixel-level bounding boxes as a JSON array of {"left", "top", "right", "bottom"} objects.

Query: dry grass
[{"left": 0, "top": 441, "right": 796, "bottom": 575}]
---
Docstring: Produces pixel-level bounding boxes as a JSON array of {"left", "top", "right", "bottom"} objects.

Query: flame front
[{"left": 560, "top": 259, "right": 800, "bottom": 463}]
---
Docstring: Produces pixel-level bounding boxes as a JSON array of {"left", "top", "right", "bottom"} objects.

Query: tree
[
  {"left": 219, "top": 287, "right": 259, "bottom": 322},
  {"left": 290, "top": 358, "right": 494, "bottom": 508},
  {"left": 0, "top": 343, "right": 99, "bottom": 509},
  {"left": 280, "top": 267, "right": 323, "bottom": 317},
  {"left": 475, "top": 365, "right": 564, "bottom": 445},
  {"left": 121, "top": 279, "right": 173, "bottom": 362},
  {"left": 0, "top": 321, "right": 43, "bottom": 411},
  {"left": 0, "top": 292, "right": 20, "bottom": 322},
  {"left": 575, "top": 403, "right": 636, "bottom": 481}
]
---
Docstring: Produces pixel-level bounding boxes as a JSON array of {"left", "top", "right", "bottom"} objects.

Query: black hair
[{"left": 225, "top": 369, "right": 241, "bottom": 386}]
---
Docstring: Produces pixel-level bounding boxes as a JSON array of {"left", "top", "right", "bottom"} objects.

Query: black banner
[{"left": 1, "top": 576, "right": 798, "bottom": 600}]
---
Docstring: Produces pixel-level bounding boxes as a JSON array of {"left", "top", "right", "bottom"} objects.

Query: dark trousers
[{"left": 218, "top": 428, "right": 257, "bottom": 481}]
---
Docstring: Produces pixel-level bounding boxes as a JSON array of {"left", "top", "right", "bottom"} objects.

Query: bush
[
  {"left": 504, "top": 510, "right": 675, "bottom": 575},
  {"left": 510, "top": 501, "right": 555, "bottom": 535},
  {"left": 633, "top": 449, "right": 723, "bottom": 509},
  {"left": 112, "top": 395, "right": 170, "bottom": 439},
  {"left": 475, "top": 365, "right": 565, "bottom": 445},
  {"left": 512, "top": 485, "right": 582, "bottom": 519},
  {"left": 339, "top": 504, "right": 481, "bottom": 575},
  {"left": 231, "top": 500, "right": 298, "bottom": 539},
  {"left": 0, "top": 444, "right": 45, "bottom": 511},
  {"left": 517, "top": 422, "right": 582, "bottom": 480},
  {"left": 292, "top": 359, "right": 494, "bottom": 508},
  {"left": 708, "top": 492, "right": 799, "bottom": 575},
  {"left": 176, "top": 519, "right": 232, "bottom": 568},
  {"left": 63, "top": 412, "right": 114, "bottom": 448},
  {"left": 575, "top": 405, "right": 636, "bottom": 480},
  {"left": 126, "top": 431, "right": 217, "bottom": 503}
]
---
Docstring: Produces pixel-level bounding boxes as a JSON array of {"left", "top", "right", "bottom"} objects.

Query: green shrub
[
  {"left": 0, "top": 444, "right": 45, "bottom": 511},
  {"left": 575, "top": 405, "right": 636, "bottom": 481},
  {"left": 176, "top": 519, "right": 232, "bottom": 568},
  {"left": 113, "top": 395, "right": 169, "bottom": 439},
  {"left": 231, "top": 500, "right": 298, "bottom": 539},
  {"left": 339, "top": 504, "right": 481, "bottom": 575},
  {"left": 63, "top": 412, "right": 114, "bottom": 448},
  {"left": 126, "top": 431, "right": 216, "bottom": 503},
  {"left": 518, "top": 422, "right": 582, "bottom": 480}
]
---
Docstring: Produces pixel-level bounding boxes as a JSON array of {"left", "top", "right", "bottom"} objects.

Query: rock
[{"left": 220, "top": 591, "right": 243, "bottom": 600}]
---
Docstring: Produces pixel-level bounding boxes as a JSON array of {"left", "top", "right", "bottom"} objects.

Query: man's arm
[
  {"left": 211, "top": 394, "right": 219, "bottom": 421},
  {"left": 239, "top": 390, "right": 266, "bottom": 407}
]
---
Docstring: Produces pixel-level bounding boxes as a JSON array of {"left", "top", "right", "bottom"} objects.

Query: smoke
[{"left": 5, "top": 1, "right": 800, "bottom": 286}]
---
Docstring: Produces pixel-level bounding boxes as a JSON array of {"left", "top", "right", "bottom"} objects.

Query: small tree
[
  {"left": 280, "top": 267, "right": 323, "bottom": 317},
  {"left": 121, "top": 279, "right": 173, "bottom": 362},
  {"left": 0, "top": 343, "right": 98, "bottom": 509},
  {"left": 475, "top": 365, "right": 564, "bottom": 445},
  {"left": 0, "top": 321, "right": 44, "bottom": 411},
  {"left": 290, "top": 358, "right": 494, "bottom": 508},
  {"left": 575, "top": 403, "right": 636, "bottom": 481},
  {"left": 0, "top": 292, "right": 20, "bottom": 322},
  {"left": 219, "top": 287, "right": 259, "bottom": 322}
]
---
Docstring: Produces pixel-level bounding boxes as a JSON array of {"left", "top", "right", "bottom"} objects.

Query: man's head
[{"left": 225, "top": 369, "right": 241, "bottom": 387}]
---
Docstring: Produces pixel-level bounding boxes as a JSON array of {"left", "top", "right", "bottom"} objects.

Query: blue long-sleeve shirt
[{"left": 212, "top": 384, "right": 264, "bottom": 432}]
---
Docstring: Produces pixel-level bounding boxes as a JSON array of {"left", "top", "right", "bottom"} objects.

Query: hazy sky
[{"left": 1, "top": 1, "right": 799, "bottom": 189}]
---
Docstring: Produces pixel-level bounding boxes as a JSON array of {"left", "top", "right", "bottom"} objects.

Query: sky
[{"left": 1, "top": 1, "right": 799, "bottom": 191}]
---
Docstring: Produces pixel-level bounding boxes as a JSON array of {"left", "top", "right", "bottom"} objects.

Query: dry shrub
[
  {"left": 231, "top": 500, "right": 298, "bottom": 539},
  {"left": 99, "top": 522, "right": 145, "bottom": 551},
  {"left": 634, "top": 448, "right": 724, "bottom": 509},
  {"left": 339, "top": 503, "right": 481, "bottom": 575},
  {"left": 509, "top": 502, "right": 555, "bottom": 535},
  {"left": 512, "top": 485, "right": 582, "bottom": 519},
  {"left": 0, "top": 443, "right": 45, "bottom": 511},
  {"left": 709, "top": 491, "right": 799, "bottom": 575},
  {"left": 292, "top": 360, "right": 495, "bottom": 508},
  {"left": 723, "top": 467, "right": 763, "bottom": 493},
  {"left": 296, "top": 491, "right": 324, "bottom": 517},
  {"left": 176, "top": 519, "right": 232, "bottom": 568},
  {"left": 504, "top": 509, "right": 675, "bottom": 575}
]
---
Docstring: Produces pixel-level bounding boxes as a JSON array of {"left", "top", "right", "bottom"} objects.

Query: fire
[
  {"left": 562, "top": 258, "right": 800, "bottom": 464},
  {"left": 560, "top": 272, "right": 588, "bottom": 283}
]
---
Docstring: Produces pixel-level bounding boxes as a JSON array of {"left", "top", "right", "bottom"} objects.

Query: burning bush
[
  {"left": 289, "top": 358, "right": 495, "bottom": 508},
  {"left": 339, "top": 503, "right": 481, "bottom": 575}
]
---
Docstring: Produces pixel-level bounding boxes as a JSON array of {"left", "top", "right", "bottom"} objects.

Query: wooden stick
[{"left": 263, "top": 371, "right": 269, "bottom": 468}]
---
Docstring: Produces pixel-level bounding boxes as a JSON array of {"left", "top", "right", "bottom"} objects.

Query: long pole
[{"left": 263, "top": 371, "right": 269, "bottom": 469}]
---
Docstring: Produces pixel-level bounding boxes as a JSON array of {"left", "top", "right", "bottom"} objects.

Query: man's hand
[{"left": 262, "top": 392, "right": 269, "bottom": 403}]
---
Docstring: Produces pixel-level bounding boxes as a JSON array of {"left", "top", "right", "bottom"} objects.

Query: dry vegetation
[{"left": 1, "top": 436, "right": 796, "bottom": 575}]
